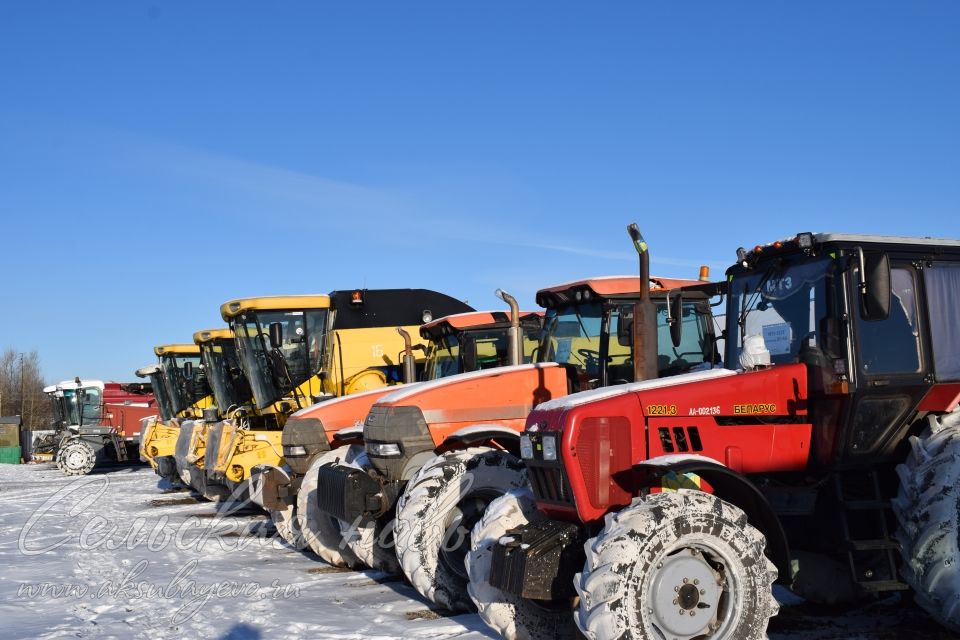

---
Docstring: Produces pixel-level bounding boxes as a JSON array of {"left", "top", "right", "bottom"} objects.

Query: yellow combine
[{"left": 207, "top": 289, "right": 473, "bottom": 500}]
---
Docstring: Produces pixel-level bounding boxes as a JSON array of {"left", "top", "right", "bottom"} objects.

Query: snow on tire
[
  {"left": 395, "top": 447, "right": 527, "bottom": 612},
  {"left": 893, "top": 411, "right": 960, "bottom": 632},
  {"left": 271, "top": 503, "right": 307, "bottom": 550},
  {"left": 466, "top": 487, "right": 577, "bottom": 640},
  {"left": 296, "top": 445, "right": 364, "bottom": 568},
  {"left": 58, "top": 440, "right": 97, "bottom": 476},
  {"left": 575, "top": 490, "right": 778, "bottom": 640}
]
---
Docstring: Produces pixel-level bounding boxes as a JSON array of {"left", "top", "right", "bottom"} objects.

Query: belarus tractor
[
  {"left": 472, "top": 231, "right": 960, "bottom": 639},
  {"left": 314, "top": 230, "right": 717, "bottom": 614},
  {"left": 48, "top": 378, "right": 156, "bottom": 476},
  {"left": 137, "top": 343, "right": 214, "bottom": 485},
  {"left": 265, "top": 300, "right": 543, "bottom": 555},
  {"left": 207, "top": 289, "right": 474, "bottom": 509}
]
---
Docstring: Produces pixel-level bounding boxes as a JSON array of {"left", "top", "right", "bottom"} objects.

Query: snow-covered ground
[{"left": 0, "top": 463, "right": 952, "bottom": 640}]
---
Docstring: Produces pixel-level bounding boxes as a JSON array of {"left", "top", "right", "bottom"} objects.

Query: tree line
[{"left": 0, "top": 349, "right": 54, "bottom": 429}]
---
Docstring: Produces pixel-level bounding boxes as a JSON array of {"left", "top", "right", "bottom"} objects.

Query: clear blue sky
[{"left": 1, "top": 1, "right": 958, "bottom": 384}]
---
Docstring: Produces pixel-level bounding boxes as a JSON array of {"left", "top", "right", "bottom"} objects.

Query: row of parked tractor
[{"left": 43, "top": 226, "right": 960, "bottom": 639}]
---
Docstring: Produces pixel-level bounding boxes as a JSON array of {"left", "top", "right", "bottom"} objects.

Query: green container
[{"left": 0, "top": 446, "right": 21, "bottom": 464}]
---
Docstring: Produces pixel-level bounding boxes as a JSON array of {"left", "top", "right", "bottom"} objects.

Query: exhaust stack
[
  {"left": 397, "top": 327, "right": 417, "bottom": 384},
  {"left": 496, "top": 288, "right": 522, "bottom": 367},
  {"left": 628, "top": 223, "right": 658, "bottom": 382}
]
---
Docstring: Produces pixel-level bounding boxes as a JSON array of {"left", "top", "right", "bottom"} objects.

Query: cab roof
[
  {"left": 193, "top": 328, "right": 234, "bottom": 344},
  {"left": 135, "top": 364, "right": 162, "bottom": 378},
  {"left": 154, "top": 344, "right": 201, "bottom": 356},
  {"left": 220, "top": 295, "right": 331, "bottom": 320},
  {"left": 420, "top": 310, "right": 543, "bottom": 335},
  {"left": 536, "top": 275, "right": 703, "bottom": 308},
  {"left": 729, "top": 231, "right": 960, "bottom": 273}
]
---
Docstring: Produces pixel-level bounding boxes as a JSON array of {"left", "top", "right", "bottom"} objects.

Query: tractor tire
[
  {"left": 296, "top": 445, "right": 364, "bottom": 568},
  {"left": 467, "top": 487, "right": 577, "bottom": 640},
  {"left": 271, "top": 504, "right": 307, "bottom": 550},
  {"left": 893, "top": 411, "right": 960, "bottom": 632},
  {"left": 58, "top": 440, "right": 98, "bottom": 476},
  {"left": 575, "top": 490, "right": 778, "bottom": 640},
  {"left": 396, "top": 447, "right": 527, "bottom": 612}
]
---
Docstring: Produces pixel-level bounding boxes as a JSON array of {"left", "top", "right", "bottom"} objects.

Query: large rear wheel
[
  {"left": 893, "top": 411, "right": 960, "bottom": 632},
  {"left": 575, "top": 491, "right": 778, "bottom": 640}
]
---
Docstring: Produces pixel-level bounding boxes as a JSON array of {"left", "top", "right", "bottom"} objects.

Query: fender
[
  {"left": 634, "top": 455, "right": 793, "bottom": 584},
  {"left": 438, "top": 424, "right": 521, "bottom": 457}
]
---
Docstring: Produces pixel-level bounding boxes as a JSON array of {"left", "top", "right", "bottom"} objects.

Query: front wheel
[
  {"left": 395, "top": 447, "right": 527, "bottom": 612},
  {"left": 576, "top": 490, "right": 778, "bottom": 640},
  {"left": 296, "top": 445, "right": 364, "bottom": 568},
  {"left": 57, "top": 439, "right": 98, "bottom": 476},
  {"left": 893, "top": 411, "right": 960, "bottom": 632},
  {"left": 467, "top": 487, "right": 578, "bottom": 640}
]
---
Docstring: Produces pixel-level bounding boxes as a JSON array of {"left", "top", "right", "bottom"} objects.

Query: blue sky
[{"left": 1, "top": 1, "right": 958, "bottom": 384}]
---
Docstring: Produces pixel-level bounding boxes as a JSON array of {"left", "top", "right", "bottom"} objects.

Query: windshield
[
  {"left": 201, "top": 339, "right": 253, "bottom": 413},
  {"left": 539, "top": 300, "right": 712, "bottom": 388},
  {"left": 159, "top": 354, "right": 207, "bottom": 415},
  {"left": 726, "top": 257, "right": 832, "bottom": 368},
  {"left": 147, "top": 372, "right": 176, "bottom": 421},
  {"left": 232, "top": 309, "right": 328, "bottom": 409},
  {"left": 423, "top": 324, "right": 541, "bottom": 380}
]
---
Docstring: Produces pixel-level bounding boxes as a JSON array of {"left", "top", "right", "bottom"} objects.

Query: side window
[
  {"left": 657, "top": 303, "right": 709, "bottom": 374},
  {"left": 857, "top": 266, "right": 921, "bottom": 375},
  {"left": 925, "top": 263, "right": 960, "bottom": 381}
]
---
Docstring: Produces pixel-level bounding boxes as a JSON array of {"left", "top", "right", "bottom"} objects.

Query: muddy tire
[
  {"left": 296, "top": 445, "right": 364, "bottom": 568},
  {"left": 396, "top": 447, "right": 527, "bottom": 611},
  {"left": 893, "top": 411, "right": 960, "bottom": 632},
  {"left": 467, "top": 487, "right": 577, "bottom": 640},
  {"left": 576, "top": 490, "right": 778, "bottom": 640},
  {"left": 271, "top": 504, "right": 307, "bottom": 550},
  {"left": 57, "top": 439, "right": 98, "bottom": 476}
]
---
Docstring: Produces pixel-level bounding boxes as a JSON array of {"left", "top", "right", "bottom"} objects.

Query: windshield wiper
[{"left": 738, "top": 267, "right": 777, "bottom": 345}]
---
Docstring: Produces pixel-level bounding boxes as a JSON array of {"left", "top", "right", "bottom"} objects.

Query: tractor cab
[
  {"left": 194, "top": 328, "right": 261, "bottom": 423},
  {"left": 726, "top": 232, "right": 960, "bottom": 467},
  {"left": 47, "top": 379, "right": 106, "bottom": 431},
  {"left": 420, "top": 310, "right": 544, "bottom": 380},
  {"left": 135, "top": 365, "right": 175, "bottom": 423},
  {"left": 154, "top": 344, "right": 213, "bottom": 419},
  {"left": 534, "top": 275, "right": 718, "bottom": 392}
]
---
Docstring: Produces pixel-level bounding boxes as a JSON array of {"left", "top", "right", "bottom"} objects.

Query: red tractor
[{"left": 470, "top": 231, "right": 960, "bottom": 639}]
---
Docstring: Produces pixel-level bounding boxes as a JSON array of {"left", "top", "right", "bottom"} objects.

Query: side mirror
[
  {"left": 861, "top": 252, "right": 891, "bottom": 321},
  {"left": 617, "top": 308, "right": 633, "bottom": 347},
  {"left": 269, "top": 322, "right": 284, "bottom": 349},
  {"left": 669, "top": 293, "right": 683, "bottom": 348},
  {"left": 183, "top": 361, "right": 194, "bottom": 380}
]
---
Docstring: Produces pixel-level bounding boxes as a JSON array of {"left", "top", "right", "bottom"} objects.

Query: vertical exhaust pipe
[
  {"left": 495, "top": 288, "right": 522, "bottom": 367},
  {"left": 628, "top": 223, "right": 658, "bottom": 382},
  {"left": 397, "top": 327, "right": 417, "bottom": 384}
]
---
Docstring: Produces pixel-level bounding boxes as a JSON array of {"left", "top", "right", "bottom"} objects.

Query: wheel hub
[
  {"left": 65, "top": 449, "right": 86, "bottom": 469},
  {"left": 648, "top": 547, "right": 724, "bottom": 640}
]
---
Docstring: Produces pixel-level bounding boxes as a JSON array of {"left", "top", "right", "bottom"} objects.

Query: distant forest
[{"left": 0, "top": 350, "right": 53, "bottom": 429}]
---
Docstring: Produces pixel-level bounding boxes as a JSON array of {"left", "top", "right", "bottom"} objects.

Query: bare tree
[{"left": 0, "top": 349, "right": 53, "bottom": 429}]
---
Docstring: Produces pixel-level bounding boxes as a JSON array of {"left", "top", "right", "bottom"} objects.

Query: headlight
[
  {"left": 368, "top": 442, "right": 402, "bottom": 457},
  {"left": 520, "top": 435, "right": 533, "bottom": 460},
  {"left": 283, "top": 445, "right": 307, "bottom": 456},
  {"left": 542, "top": 435, "right": 557, "bottom": 461}
]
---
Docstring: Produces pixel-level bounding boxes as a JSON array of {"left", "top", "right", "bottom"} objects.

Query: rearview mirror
[
  {"left": 669, "top": 293, "right": 683, "bottom": 348},
  {"left": 861, "top": 252, "right": 891, "bottom": 321},
  {"left": 269, "top": 322, "right": 284, "bottom": 349},
  {"left": 183, "top": 361, "right": 194, "bottom": 380},
  {"left": 617, "top": 309, "right": 633, "bottom": 347}
]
